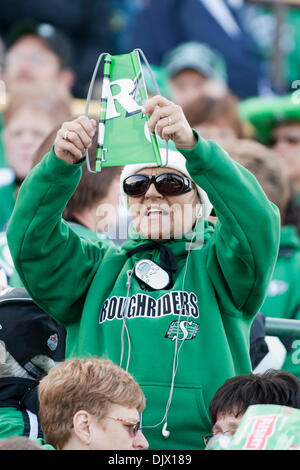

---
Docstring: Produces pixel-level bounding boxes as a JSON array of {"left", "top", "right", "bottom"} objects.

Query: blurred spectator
[
  {"left": 37, "top": 357, "right": 148, "bottom": 450},
  {"left": 2, "top": 21, "right": 75, "bottom": 94},
  {"left": 142, "top": 63, "right": 171, "bottom": 99},
  {"left": 0, "top": 287, "right": 66, "bottom": 441},
  {"left": 238, "top": 93, "right": 300, "bottom": 204},
  {"left": 0, "top": 2, "right": 113, "bottom": 98},
  {"left": 0, "top": 118, "right": 124, "bottom": 288},
  {"left": 204, "top": 370, "right": 300, "bottom": 446},
  {"left": 271, "top": 121, "right": 300, "bottom": 201},
  {"left": 222, "top": 138, "right": 300, "bottom": 380},
  {"left": 183, "top": 90, "right": 246, "bottom": 143},
  {"left": 0, "top": 83, "right": 72, "bottom": 231},
  {"left": 125, "top": 0, "right": 274, "bottom": 99},
  {"left": 161, "top": 41, "right": 228, "bottom": 108},
  {"left": 0, "top": 435, "right": 43, "bottom": 450},
  {"left": 32, "top": 122, "right": 124, "bottom": 243}
]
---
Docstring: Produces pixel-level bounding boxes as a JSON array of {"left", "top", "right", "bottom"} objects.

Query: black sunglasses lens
[
  {"left": 123, "top": 175, "right": 149, "bottom": 196},
  {"left": 156, "top": 174, "right": 185, "bottom": 195}
]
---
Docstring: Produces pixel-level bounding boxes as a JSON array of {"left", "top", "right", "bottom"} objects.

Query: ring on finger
[
  {"left": 168, "top": 117, "right": 172, "bottom": 126},
  {"left": 63, "top": 130, "right": 70, "bottom": 141}
]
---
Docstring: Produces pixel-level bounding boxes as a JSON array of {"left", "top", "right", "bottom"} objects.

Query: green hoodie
[
  {"left": 261, "top": 225, "right": 300, "bottom": 379},
  {"left": 6, "top": 134, "right": 280, "bottom": 450}
]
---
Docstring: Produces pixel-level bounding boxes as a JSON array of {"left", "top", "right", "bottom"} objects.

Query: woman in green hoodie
[{"left": 6, "top": 95, "right": 280, "bottom": 450}]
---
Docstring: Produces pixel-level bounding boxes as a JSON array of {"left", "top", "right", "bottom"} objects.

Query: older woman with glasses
[{"left": 7, "top": 95, "right": 280, "bottom": 450}]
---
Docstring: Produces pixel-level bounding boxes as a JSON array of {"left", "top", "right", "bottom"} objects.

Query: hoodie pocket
[{"left": 140, "top": 382, "right": 211, "bottom": 450}]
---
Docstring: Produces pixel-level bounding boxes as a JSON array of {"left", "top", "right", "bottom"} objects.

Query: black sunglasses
[{"left": 123, "top": 173, "right": 193, "bottom": 197}]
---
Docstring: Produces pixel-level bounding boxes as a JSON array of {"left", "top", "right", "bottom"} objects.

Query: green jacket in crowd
[
  {"left": 0, "top": 378, "right": 42, "bottom": 441},
  {"left": 261, "top": 225, "right": 300, "bottom": 379},
  {"left": 0, "top": 116, "right": 15, "bottom": 231},
  {"left": 6, "top": 134, "right": 280, "bottom": 450},
  {"left": 0, "top": 178, "right": 15, "bottom": 233},
  {"left": 0, "top": 222, "right": 114, "bottom": 288}
]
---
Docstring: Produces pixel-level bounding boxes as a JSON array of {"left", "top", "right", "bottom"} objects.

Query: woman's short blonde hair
[{"left": 38, "top": 357, "right": 145, "bottom": 449}]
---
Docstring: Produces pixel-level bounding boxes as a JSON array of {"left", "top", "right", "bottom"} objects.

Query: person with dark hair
[
  {"left": 31, "top": 122, "right": 123, "bottom": 244},
  {"left": 204, "top": 370, "right": 300, "bottom": 446},
  {"left": 0, "top": 287, "right": 66, "bottom": 441}
]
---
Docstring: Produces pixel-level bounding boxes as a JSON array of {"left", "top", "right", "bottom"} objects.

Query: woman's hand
[
  {"left": 54, "top": 116, "right": 97, "bottom": 164},
  {"left": 142, "top": 95, "right": 197, "bottom": 150}
]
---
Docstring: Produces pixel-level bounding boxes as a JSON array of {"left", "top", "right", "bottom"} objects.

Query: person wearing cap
[
  {"left": 0, "top": 287, "right": 66, "bottom": 441},
  {"left": 7, "top": 95, "right": 280, "bottom": 450},
  {"left": 2, "top": 22, "right": 75, "bottom": 93},
  {"left": 161, "top": 41, "right": 228, "bottom": 108},
  {"left": 239, "top": 93, "right": 300, "bottom": 205}
]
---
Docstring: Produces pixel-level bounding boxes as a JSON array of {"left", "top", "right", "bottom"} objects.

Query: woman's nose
[
  {"left": 133, "top": 430, "right": 149, "bottom": 449},
  {"left": 144, "top": 182, "right": 162, "bottom": 198}
]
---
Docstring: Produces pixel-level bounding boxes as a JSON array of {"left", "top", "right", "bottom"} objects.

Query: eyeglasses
[
  {"left": 106, "top": 416, "right": 141, "bottom": 437},
  {"left": 270, "top": 134, "right": 300, "bottom": 146},
  {"left": 6, "top": 51, "right": 59, "bottom": 67},
  {"left": 123, "top": 173, "right": 193, "bottom": 197},
  {"left": 203, "top": 431, "right": 233, "bottom": 446}
]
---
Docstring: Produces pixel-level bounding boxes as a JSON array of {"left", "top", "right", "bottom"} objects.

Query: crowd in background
[{"left": 0, "top": 0, "right": 300, "bottom": 451}]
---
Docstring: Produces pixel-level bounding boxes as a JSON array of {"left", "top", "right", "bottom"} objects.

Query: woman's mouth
[{"left": 146, "top": 208, "right": 168, "bottom": 217}]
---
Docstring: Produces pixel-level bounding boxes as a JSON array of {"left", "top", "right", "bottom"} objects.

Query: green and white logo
[{"left": 165, "top": 320, "right": 199, "bottom": 341}]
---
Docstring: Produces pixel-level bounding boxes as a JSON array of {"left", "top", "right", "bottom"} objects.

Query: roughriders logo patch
[
  {"left": 99, "top": 291, "right": 199, "bottom": 324},
  {"left": 165, "top": 320, "right": 199, "bottom": 341},
  {"left": 47, "top": 333, "right": 58, "bottom": 351}
]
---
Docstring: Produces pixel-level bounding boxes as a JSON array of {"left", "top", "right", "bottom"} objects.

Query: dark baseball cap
[
  {"left": 162, "top": 41, "right": 227, "bottom": 83},
  {"left": 6, "top": 21, "right": 73, "bottom": 68},
  {"left": 0, "top": 287, "right": 66, "bottom": 379}
]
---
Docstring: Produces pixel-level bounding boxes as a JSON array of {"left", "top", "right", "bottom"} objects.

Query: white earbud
[
  {"left": 196, "top": 204, "right": 203, "bottom": 219},
  {"left": 162, "top": 422, "right": 170, "bottom": 438}
]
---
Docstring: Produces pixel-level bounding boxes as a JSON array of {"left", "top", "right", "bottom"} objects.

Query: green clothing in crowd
[
  {"left": 7, "top": 134, "right": 280, "bottom": 450},
  {"left": 0, "top": 377, "right": 42, "bottom": 441},
  {"left": 34, "top": 438, "right": 55, "bottom": 450},
  {"left": 0, "top": 113, "right": 15, "bottom": 231},
  {"left": 0, "top": 222, "right": 115, "bottom": 288},
  {"left": 261, "top": 225, "right": 300, "bottom": 379},
  {"left": 0, "top": 181, "right": 16, "bottom": 232}
]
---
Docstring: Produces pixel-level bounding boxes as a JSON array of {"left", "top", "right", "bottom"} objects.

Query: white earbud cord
[
  {"left": 141, "top": 225, "right": 199, "bottom": 436},
  {"left": 119, "top": 269, "right": 133, "bottom": 371}
]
